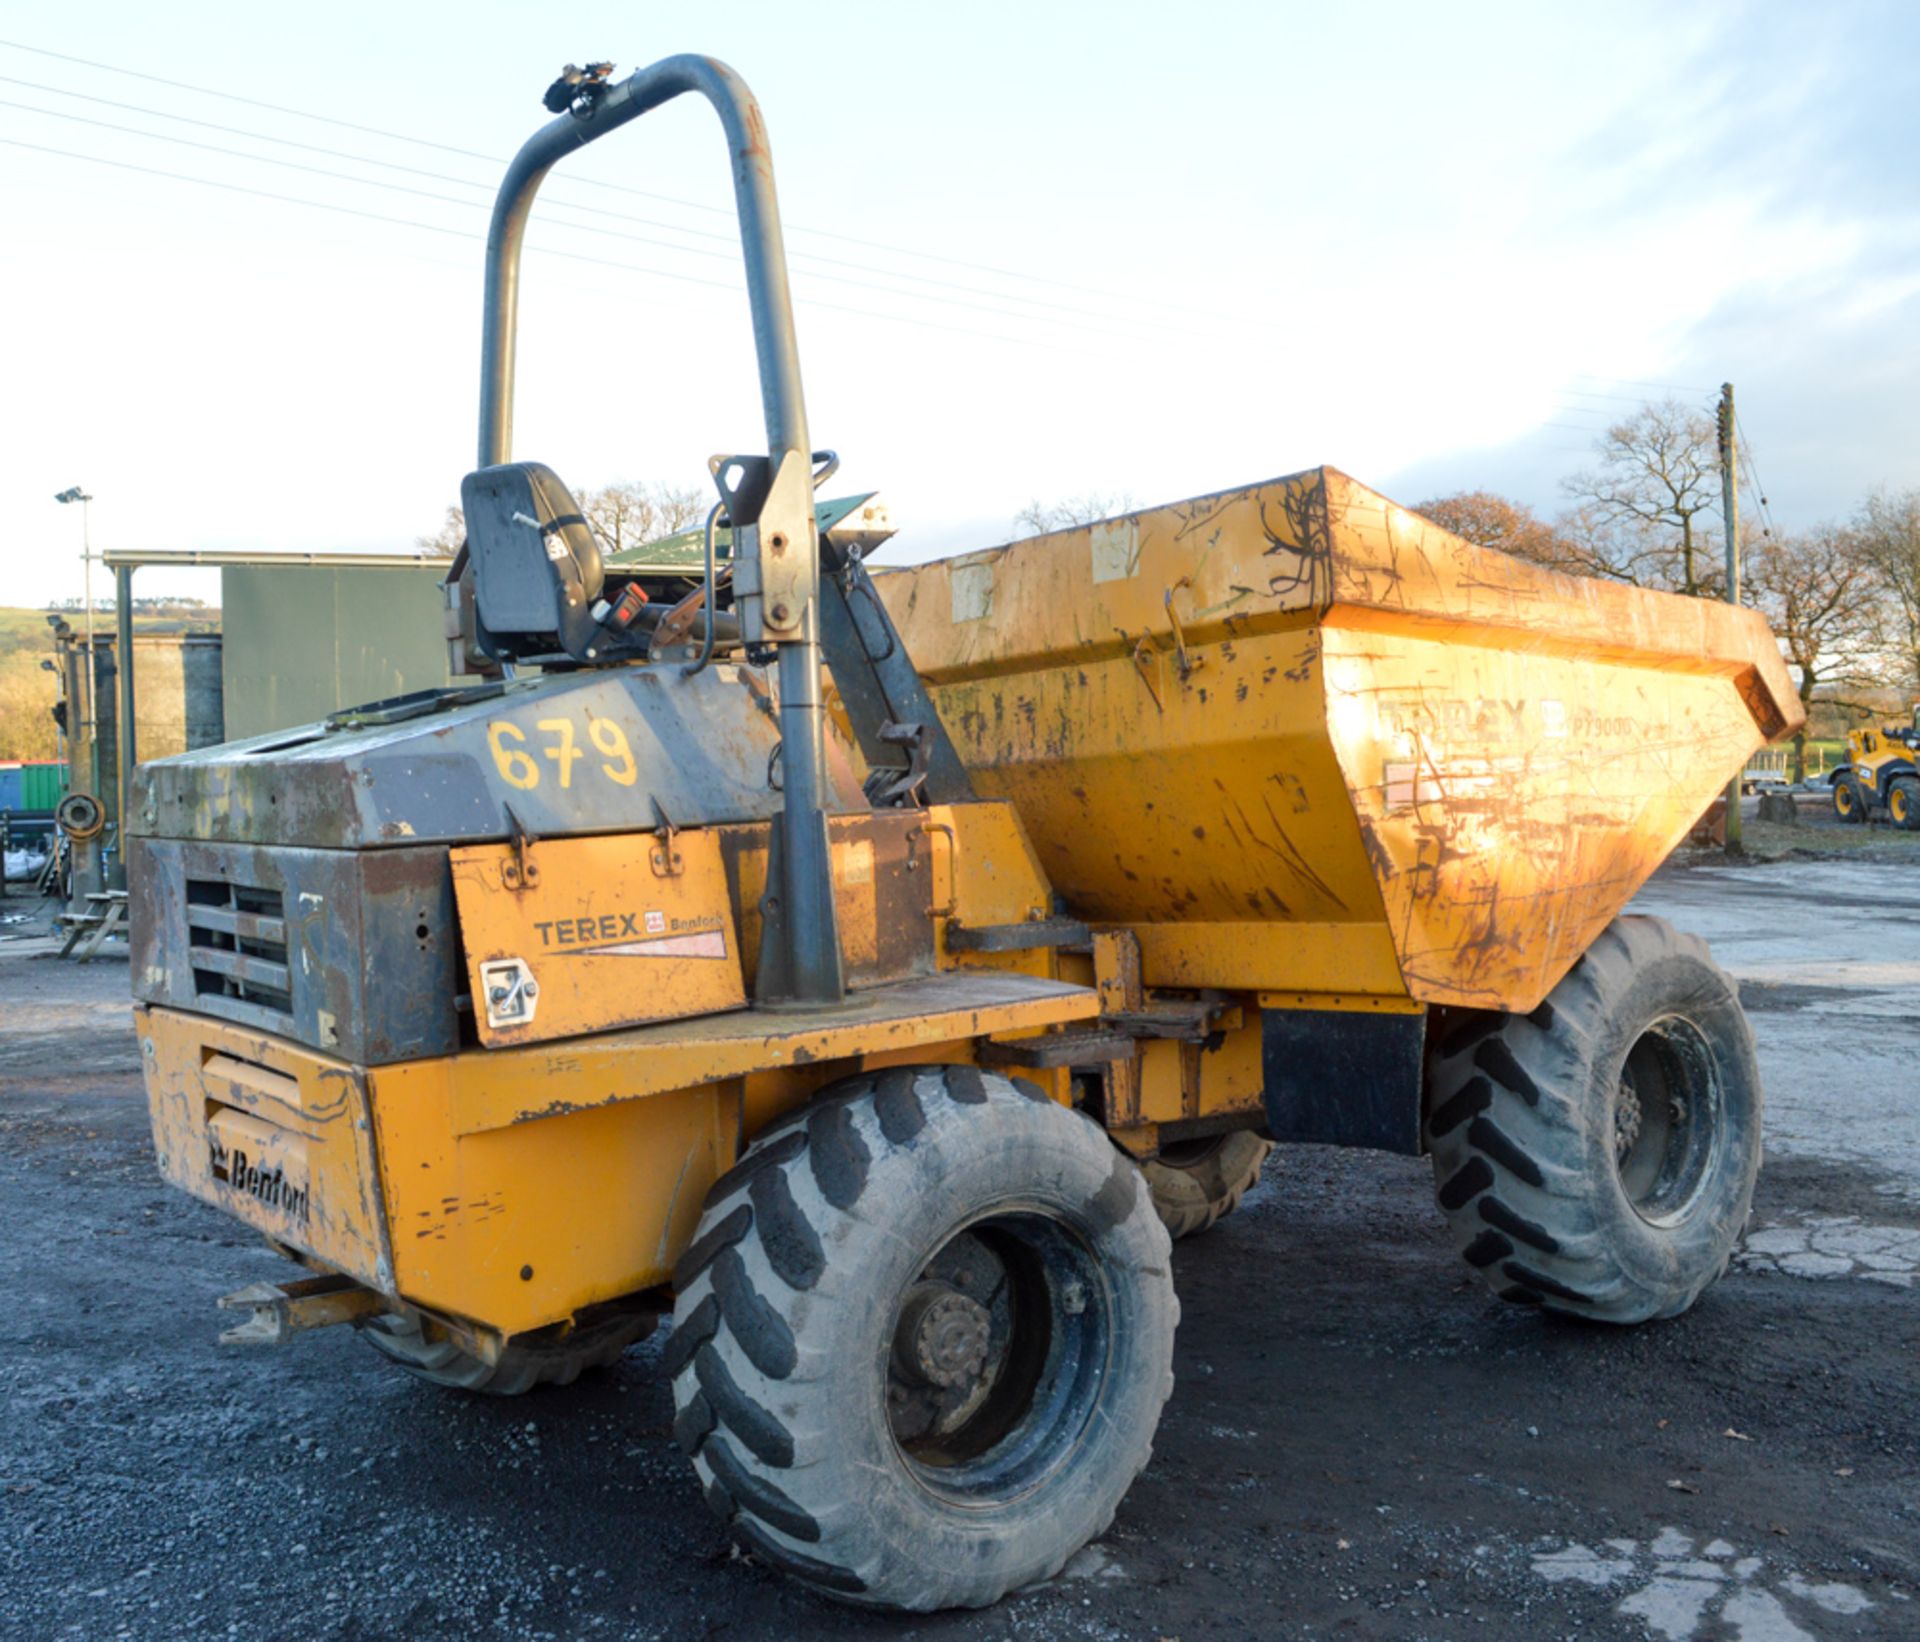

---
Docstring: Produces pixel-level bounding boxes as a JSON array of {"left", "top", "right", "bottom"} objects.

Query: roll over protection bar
[
  {"left": 476, "top": 56, "right": 843, "bottom": 1006},
  {"left": 478, "top": 55, "right": 808, "bottom": 474}
]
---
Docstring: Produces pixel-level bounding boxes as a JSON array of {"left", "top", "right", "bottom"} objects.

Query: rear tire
[
  {"left": 667, "top": 1064, "right": 1177, "bottom": 1611},
  {"left": 1144, "top": 1130, "right": 1273, "bottom": 1238},
  {"left": 1834, "top": 774, "right": 1867, "bottom": 824},
  {"left": 1424, "top": 916, "right": 1761, "bottom": 1324},
  {"left": 1890, "top": 776, "right": 1920, "bottom": 830},
  {"left": 358, "top": 1305, "right": 654, "bottom": 1395}
]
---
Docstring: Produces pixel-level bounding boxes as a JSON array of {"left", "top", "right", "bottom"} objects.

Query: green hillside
[{"left": 0, "top": 606, "right": 217, "bottom": 762}]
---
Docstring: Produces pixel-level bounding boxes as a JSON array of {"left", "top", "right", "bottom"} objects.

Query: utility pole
[{"left": 1716, "top": 385, "right": 1742, "bottom": 854}]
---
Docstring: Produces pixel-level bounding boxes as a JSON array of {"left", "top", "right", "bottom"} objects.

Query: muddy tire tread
[
  {"left": 1142, "top": 1129, "right": 1274, "bottom": 1239},
  {"left": 668, "top": 1065, "right": 1175, "bottom": 1610},
  {"left": 1424, "top": 915, "right": 1761, "bottom": 1325}
]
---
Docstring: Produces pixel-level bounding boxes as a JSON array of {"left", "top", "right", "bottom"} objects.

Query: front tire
[
  {"left": 1834, "top": 774, "right": 1867, "bottom": 824},
  {"left": 667, "top": 1064, "right": 1177, "bottom": 1611},
  {"left": 1890, "top": 776, "right": 1920, "bottom": 830},
  {"left": 1424, "top": 916, "right": 1762, "bottom": 1324}
]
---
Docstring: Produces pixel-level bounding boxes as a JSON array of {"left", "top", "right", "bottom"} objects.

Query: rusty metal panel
[
  {"left": 451, "top": 830, "right": 746, "bottom": 1048},
  {"left": 875, "top": 467, "right": 1805, "bottom": 1014},
  {"left": 132, "top": 663, "right": 802, "bottom": 852},
  {"left": 145, "top": 966, "right": 1100, "bottom": 1341},
  {"left": 717, "top": 810, "right": 940, "bottom": 994},
  {"left": 370, "top": 1059, "right": 734, "bottom": 1336},
  {"left": 1320, "top": 622, "right": 1772, "bottom": 1009},
  {"left": 139, "top": 1005, "right": 395, "bottom": 1293},
  {"left": 128, "top": 836, "right": 461, "bottom": 1063},
  {"left": 130, "top": 800, "right": 1035, "bottom": 1065}
]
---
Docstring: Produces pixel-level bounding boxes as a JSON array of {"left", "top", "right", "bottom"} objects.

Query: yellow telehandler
[
  {"left": 129, "top": 54, "right": 1802, "bottom": 1610},
  {"left": 1830, "top": 704, "right": 1920, "bottom": 827}
]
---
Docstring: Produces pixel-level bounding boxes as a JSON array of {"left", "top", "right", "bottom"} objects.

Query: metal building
[
  {"left": 72, "top": 550, "right": 454, "bottom": 899},
  {"left": 219, "top": 563, "right": 454, "bottom": 740}
]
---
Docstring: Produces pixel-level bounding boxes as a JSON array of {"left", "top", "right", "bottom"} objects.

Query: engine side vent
[{"left": 186, "top": 878, "right": 293, "bottom": 1018}]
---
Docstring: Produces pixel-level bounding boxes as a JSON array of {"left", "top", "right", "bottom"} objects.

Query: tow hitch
[{"left": 217, "top": 1273, "right": 386, "bottom": 1346}]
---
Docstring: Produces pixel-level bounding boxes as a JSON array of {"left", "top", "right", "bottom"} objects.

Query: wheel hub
[
  {"left": 1615, "top": 1071, "right": 1643, "bottom": 1161},
  {"left": 893, "top": 1283, "right": 992, "bottom": 1389},
  {"left": 1612, "top": 1016, "right": 1723, "bottom": 1223}
]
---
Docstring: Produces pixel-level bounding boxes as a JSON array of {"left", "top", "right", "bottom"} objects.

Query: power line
[
  {"left": 1561, "top": 388, "right": 1655, "bottom": 404},
  {"left": 1734, "top": 416, "right": 1782, "bottom": 542},
  {"left": 1572, "top": 372, "right": 1714, "bottom": 395},
  {"left": 0, "top": 70, "right": 1204, "bottom": 332},
  {"left": 1733, "top": 419, "right": 1776, "bottom": 520},
  {"left": 0, "top": 94, "right": 1177, "bottom": 343},
  {"left": 0, "top": 132, "right": 481, "bottom": 240},
  {"left": 0, "top": 70, "right": 505, "bottom": 189},
  {"left": 0, "top": 37, "right": 516, "bottom": 160},
  {"left": 0, "top": 135, "right": 1109, "bottom": 356},
  {"left": 0, "top": 36, "right": 1241, "bottom": 321},
  {"left": 1560, "top": 386, "right": 1706, "bottom": 406},
  {"left": 0, "top": 94, "right": 507, "bottom": 212}
]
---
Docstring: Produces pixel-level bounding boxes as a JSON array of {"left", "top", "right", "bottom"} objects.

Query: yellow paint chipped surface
[{"left": 877, "top": 467, "right": 1802, "bottom": 1012}]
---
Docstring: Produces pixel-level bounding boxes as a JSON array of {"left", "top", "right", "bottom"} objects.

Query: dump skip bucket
[{"left": 876, "top": 467, "right": 1800, "bottom": 1014}]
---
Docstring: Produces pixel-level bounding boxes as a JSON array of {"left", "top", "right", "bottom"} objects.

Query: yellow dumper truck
[{"left": 128, "top": 54, "right": 1802, "bottom": 1611}]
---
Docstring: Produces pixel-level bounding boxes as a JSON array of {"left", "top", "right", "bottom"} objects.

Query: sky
[{"left": 2, "top": 0, "right": 1917, "bottom": 607}]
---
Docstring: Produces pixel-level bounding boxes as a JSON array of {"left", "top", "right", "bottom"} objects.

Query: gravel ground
[
  {"left": 1675, "top": 788, "right": 1920, "bottom": 865},
  {"left": 1, "top": 855, "right": 1915, "bottom": 1641}
]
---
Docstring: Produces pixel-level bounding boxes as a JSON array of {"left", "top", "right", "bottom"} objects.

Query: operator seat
[{"left": 461, "top": 461, "right": 647, "bottom": 665}]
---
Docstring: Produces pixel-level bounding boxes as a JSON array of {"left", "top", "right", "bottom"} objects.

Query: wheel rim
[
  {"left": 1896, "top": 789, "right": 1911, "bottom": 824},
  {"left": 884, "top": 1209, "right": 1111, "bottom": 1504},
  {"left": 1837, "top": 785, "right": 1855, "bottom": 815},
  {"left": 1611, "top": 1015, "right": 1723, "bottom": 1225}
]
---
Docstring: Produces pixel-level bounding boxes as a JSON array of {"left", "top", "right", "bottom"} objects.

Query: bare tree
[
  {"left": 1745, "top": 526, "right": 1889, "bottom": 782},
  {"left": 417, "top": 506, "right": 464, "bottom": 556},
  {"left": 1856, "top": 488, "right": 1920, "bottom": 693},
  {"left": 1013, "top": 493, "right": 1135, "bottom": 536},
  {"left": 581, "top": 481, "right": 707, "bottom": 555},
  {"left": 1412, "top": 490, "right": 1590, "bottom": 574},
  {"left": 416, "top": 480, "right": 705, "bottom": 561},
  {"left": 1561, "top": 398, "right": 1723, "bottom": 597}
]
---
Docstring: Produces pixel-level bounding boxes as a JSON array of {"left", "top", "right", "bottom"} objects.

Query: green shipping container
[{"left": 20, "top": 761, "right": 66, "bottom": 812}]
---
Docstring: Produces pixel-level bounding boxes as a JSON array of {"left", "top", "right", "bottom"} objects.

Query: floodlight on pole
[{"left": 53, "top": 485, "right": 100, "bottom": 809}]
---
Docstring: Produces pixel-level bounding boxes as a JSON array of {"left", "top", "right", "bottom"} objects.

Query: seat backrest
[{"left": 460, "top": 462, "right": 605, "bottom": 660}]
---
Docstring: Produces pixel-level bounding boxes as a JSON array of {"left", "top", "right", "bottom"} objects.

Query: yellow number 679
[{"left": 487, "top": 717, "right": 637, "bottom": 789}]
